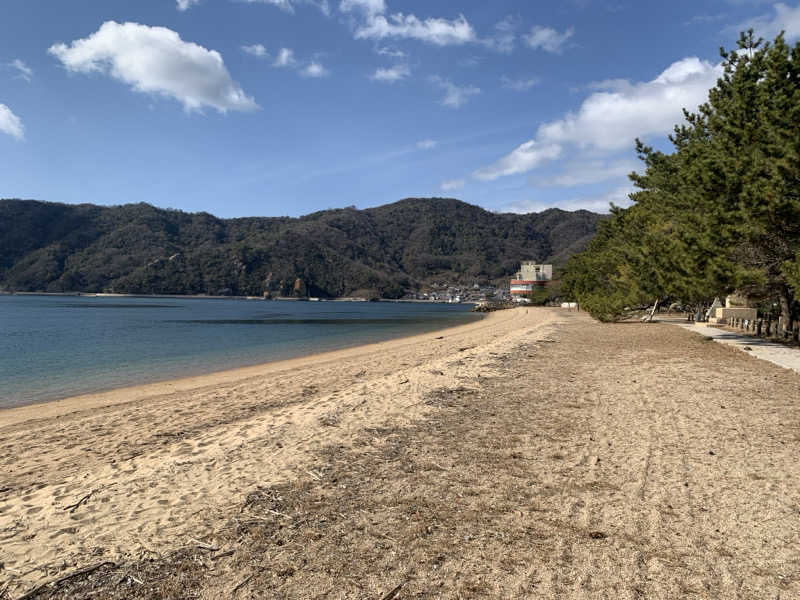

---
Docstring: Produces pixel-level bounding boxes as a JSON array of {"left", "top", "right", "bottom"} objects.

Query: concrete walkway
[{"left": 672, "top": 320, "right": 800, "bottom": 375}]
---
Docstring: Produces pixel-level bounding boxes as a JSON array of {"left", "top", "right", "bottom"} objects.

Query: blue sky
[{"left": 1, "top": 0, "right": 799, "bottom": 217}]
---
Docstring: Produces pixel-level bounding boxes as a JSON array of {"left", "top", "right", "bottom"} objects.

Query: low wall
[{"left": 709, "top": 307, "right": 757, "bottom": 324}]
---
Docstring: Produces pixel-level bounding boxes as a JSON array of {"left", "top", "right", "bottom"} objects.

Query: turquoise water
[{"left": 0, "top": 295, "right": 481, "bottom": 409}]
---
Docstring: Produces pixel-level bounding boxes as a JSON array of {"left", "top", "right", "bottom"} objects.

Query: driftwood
[
  {"left": 640, "top": 299, "right": 660, "bottom": 322},
  {"left": 188, "top": 537, "right": 219, "bottom": 551},
  {"left": 379, "top": 582, "right": 406, "bottom": 600},
  {"left": 119, "top": 573, "right": 144, "bottom": 585},
  {"left": 232, "top": 574, "right": 254, "bottom": 595},
  {"left": 16, "top": 561, "right": 115, "bottom": 600},
  {"left": 63, "top": 491, "right": 94, "bottom": 514}
]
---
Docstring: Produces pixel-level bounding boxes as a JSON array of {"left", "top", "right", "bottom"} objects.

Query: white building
[{"left": 510, "top": 263, "right": 552, "bottom": 297}]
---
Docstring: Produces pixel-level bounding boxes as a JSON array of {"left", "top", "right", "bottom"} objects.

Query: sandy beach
[
  {"left": 0, "top": 307, "right": 560, "bottom": 597},
  {"left": 1, "top": 307, "right": 799, "bottom": 599}
]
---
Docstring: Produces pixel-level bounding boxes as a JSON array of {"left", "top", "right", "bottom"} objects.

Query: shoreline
[
  {"left": 0, "top": 308, "right": 491, "bottom": 428},
  {"left": 0, "top": 299, "right": 482, "bottom": 416},
  {"left": 0, "top": 291, "right": 478, "bottom": 304}
]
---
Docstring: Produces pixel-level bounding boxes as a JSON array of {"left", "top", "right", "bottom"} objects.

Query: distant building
[{"left": 510, "top": 262, "right": 552, "bottom": 297}]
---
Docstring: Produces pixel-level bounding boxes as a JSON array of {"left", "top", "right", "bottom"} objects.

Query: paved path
[{"left": 673, "top": 320, "right": 800, "bottom": 374}]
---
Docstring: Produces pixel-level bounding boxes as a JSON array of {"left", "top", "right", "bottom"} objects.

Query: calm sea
[{"left": 0, "top": 295, "right": 481, "bottom": 409}]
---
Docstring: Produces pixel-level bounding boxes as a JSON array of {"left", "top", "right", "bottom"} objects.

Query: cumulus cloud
[
  {"left": 733, "top": 2, "right": 800, "bottom": 39},
  {"left": 9, "top": 59, "right": 33, "bottom": 82},
  {"left": 474, "top": 141, "right": 562, "bottom": 181},
  {"left": 524, "top": 25, "right": 574, "bottom": 53},
  {"left": 370, "top": 63, "right": 409, "bottom": 82},
  {"left": 340, "top": 1, "right": 479, "bottom": 47},
  {"left": 501, "top": 75, "right": 539, "bottom": 91},
  {"left": 538, "top": 57, "right": 721, "bottom": 151},
  {"left": 430, "top": 76, "right": 480, "bottom": 108},
  {"left": 301, "top": 61, "right": 329, "bottom": 77},
  {"left": 474, "top": 56, "right": 722, "bottom": 181},
  {"left": 274, "top": 47, "right": 296, "bottom": 67},
  {"left": 440, "top": 178, "right": 465, "bottom": 191},
  {"left": 242, "top": 44, "right": 269, "bottom": 57},
  {"left": 0, "top": 104, "right": 24, "bottom": 140},
  {"left": 355, "top": 13, "right": 476, "bottom": 45},
  {"left": 176, "top": 0, "right": 201, "bottom": 11},
  {"left": 49, "top": 21, "right": 257, "bottom": 113},
  {"left": 417, "top": 139, "right": 437, "bottom": 149}
]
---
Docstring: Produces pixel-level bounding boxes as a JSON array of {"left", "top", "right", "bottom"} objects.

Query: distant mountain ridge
[{"left": 0, "top": 198, "right": 604, "bottom": 298}]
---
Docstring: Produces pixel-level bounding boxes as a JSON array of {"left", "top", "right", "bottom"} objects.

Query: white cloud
[
  {"left": 340, "top": 1, "right": 478, "bottom": 47},
  {"left": 8, "top": 59, "right": 33, "bottom": 82},
  {"left": 503, "top": 185, "right": 634, "bottom": 214},
  {"left": 244, "top": 0, "right": 295, "bottom": 12},
  {"left": 355, "top": 13, "right": 476, "bottom": 46},
  {"left": 267, "top": 48, "right": 328, "bottom": 78},
  {"left": 0, "top": 104, "right": 24, "bottom": 140},
  {"left": 538, "top": 159, "right": 638, "bottom": 187},
  {"left": 176, "top": 0, "right": 201, "bottom": 11},
  {"left": 243, "top": 0, "right": 331, "bottom": 15},
  {"left": 524, "top": 25, "right": 574, "bottom": 53},
  {"left": 484, "top": 16, "right": 516, "bottom": 53},
  {"left": 430, "top": 76, "right": 480, "bottom": 108},
  {"left": 501, "top": 75, "right": 539, "bottom": 91},
  {"left": 417, "top": 139, "right": 437, "bottom": 149},
  {"left": 440, "top": 178, "right": 465, "bottom": 191},
  {"left": 242, "top": 44, "right": 269, "bottom": 58},
  {"left": 301, "top": 61, "right": 329, "bottom": 77},
  {"left": 733, "top": 2, "right": 800, "bottom": 39},
  {"left": 376, "top": 46, "right": 406, "bottom": 58},
  {"left": 274, "top": 47, "right": 296, "bottom": 67},
  {"left": 475, "top": 56, "right": 722, "bottom": 181},
  {"left": 370, "top": 63, "right": 409, "bottom": 82},
  {"left": 49, "top": 21, "right": 257, "bottom": 113},
  {"left": 340, "top": 0, "right": 385, "bottom": 15},
  {"left": 474, "top": 141, "right": 562, "bottom": 181},
  {"left": 312, "top": 0, "right": 331, "bottom": 16},
  {"left": 539, "top": 57, "right": 721, "bottom": 151}
]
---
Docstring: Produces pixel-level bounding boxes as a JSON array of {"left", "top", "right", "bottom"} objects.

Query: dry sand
[{"left": 1, "top": 308, "right": 799, "bottom": 599}]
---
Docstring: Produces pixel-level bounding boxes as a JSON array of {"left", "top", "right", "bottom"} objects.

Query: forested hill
[{"left": 0, "top": 198, "right": 603, "bottom": 298}]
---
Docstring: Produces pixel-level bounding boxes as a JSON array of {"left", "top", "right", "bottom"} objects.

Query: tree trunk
[
  {"left": 779, "top": 285, "right": 793, "bottom": 338},
  {"left": 642, "top": 298, "right": 660, "bottom": 322}
]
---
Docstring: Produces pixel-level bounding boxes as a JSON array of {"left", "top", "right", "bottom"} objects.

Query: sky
[{"left": 1, "top": 1, "right": 799, "bottom": 218}]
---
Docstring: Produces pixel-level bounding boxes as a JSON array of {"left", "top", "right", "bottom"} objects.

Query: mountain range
[{"left": 0, "top": 198, "right": 603, "bottom": 298}]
